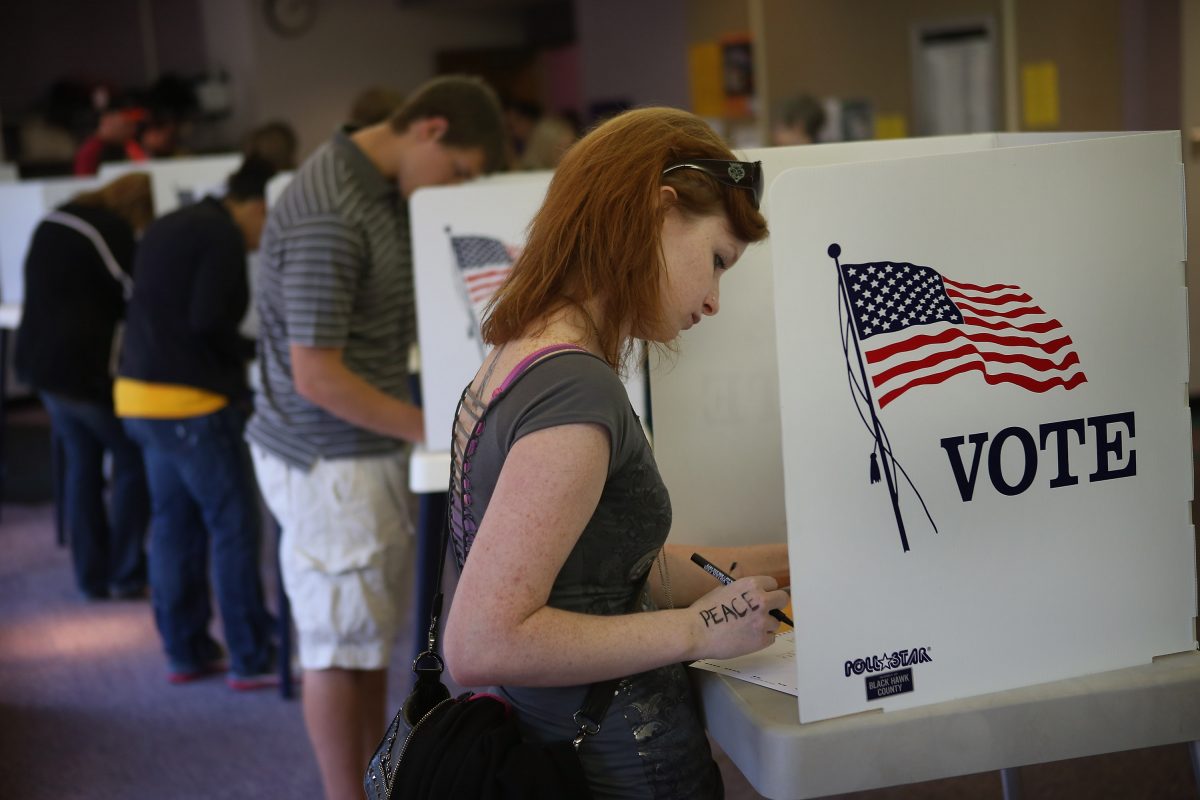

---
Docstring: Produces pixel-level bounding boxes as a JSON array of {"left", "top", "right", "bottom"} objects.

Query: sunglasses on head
[{"left": 661, "top": 158, "right": 764, "bottom": 209}]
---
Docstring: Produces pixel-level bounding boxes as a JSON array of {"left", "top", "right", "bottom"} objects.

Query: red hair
[{"left": 480, "top": 107, "right": 768, "bottom": 371}]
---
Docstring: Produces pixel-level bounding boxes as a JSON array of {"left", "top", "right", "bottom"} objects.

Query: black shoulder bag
[{"left": 363, "top": 521, "right": 633, "bottom": 800}]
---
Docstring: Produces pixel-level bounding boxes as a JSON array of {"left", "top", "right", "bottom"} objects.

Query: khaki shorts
[{"left": 251, "top": 445, "right": 414, "bottom": 670}]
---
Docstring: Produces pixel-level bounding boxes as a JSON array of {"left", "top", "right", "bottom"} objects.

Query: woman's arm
[
  {"left": 648, "top": 542, "right": 789, "bottom": 610},
  {"left": 443, "top": 422, "right": 789, "bottom": 688}
]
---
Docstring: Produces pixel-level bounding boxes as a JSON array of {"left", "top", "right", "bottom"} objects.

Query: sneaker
[
  {"left": 227, "top": 668, "right": 301, "bottom": 692},
  {"left": 168, "top": 658, "right": 228, "bottom": 685}
]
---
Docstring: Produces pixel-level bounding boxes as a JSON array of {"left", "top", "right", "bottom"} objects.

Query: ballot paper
[{"left": 690, "top": 632, "right": 799, "bottom": 696}]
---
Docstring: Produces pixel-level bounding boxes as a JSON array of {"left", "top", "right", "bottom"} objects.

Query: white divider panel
[
  {"left": 411, "top": 172, "right": 647, "bottom": 454},
  {"left": 770, "top": 131, "right": 1194, "bottom": 722},
  {"left": 651, "top": 134, "right": 1022, "bottom": 547},
  {"left": 0, "top": 176, "right": 100, "bottom": 304},
  {"left": 100, "top": 153, "right": 241, "bottom": 216}
]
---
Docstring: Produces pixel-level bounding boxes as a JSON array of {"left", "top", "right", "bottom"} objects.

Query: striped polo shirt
[{"left": 246, "top": 129, "right": 414, "bottom": 469}]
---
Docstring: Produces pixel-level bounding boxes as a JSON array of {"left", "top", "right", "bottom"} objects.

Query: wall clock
[{"left": 264, "top": 0, "right": 318, "bottom": 38}]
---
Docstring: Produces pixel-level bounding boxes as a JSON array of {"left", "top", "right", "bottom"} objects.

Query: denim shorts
[{"left": 251, "top": 444, "right": 414, "bottom": 670}]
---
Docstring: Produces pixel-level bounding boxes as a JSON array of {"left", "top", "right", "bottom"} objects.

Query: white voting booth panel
[
  {"left": 0, "top": 176, "right": 99, "bottom": 304},
  {"left": 100, "top": 153, "right": 241, "bottom": 217},
  {"left": 651, "top": 133, "right": 1031, "bottom": 548},
  {"left": 769, "top": 131, "right": 1195, "bottom": 724},
  {"left": 410, "top": 173, "right": 648, "bottom": 473}
]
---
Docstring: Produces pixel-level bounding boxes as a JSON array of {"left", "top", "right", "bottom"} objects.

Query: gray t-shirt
[{"left": 449, "top": 350, "right": 722, "bottom": 800}]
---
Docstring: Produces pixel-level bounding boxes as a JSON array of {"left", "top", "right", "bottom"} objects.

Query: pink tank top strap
[{"left": 493, "top": 343, "right": 591, "bottom": 398}]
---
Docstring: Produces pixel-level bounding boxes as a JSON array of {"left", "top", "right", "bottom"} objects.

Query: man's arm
[{"left": 290, "top": 343, "right": 424, "bottom": 444}]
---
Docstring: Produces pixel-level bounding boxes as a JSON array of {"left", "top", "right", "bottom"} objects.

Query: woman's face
[{"left": 652, "top": 205, "right": 747, "bottom": 341}]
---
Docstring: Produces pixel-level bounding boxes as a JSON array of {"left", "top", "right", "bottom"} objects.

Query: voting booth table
[{"left": 410, "top": 130, "right": 1199, "bottom": 799}]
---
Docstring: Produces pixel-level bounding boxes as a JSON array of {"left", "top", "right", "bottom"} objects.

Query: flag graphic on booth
[
  {"left": 827, "top": 243, "right": 1087, "bottom": 552},
  {"left": 448, "top": 232, "right": 520, "bottom": 356}
]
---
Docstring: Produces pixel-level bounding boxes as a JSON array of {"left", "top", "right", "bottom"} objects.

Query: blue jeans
[
  {"left": 41, "top": 393, "right": 149, "bottom": 598},
  {"left": 123, "top": 405, "right": 274, "bottom": 676}
]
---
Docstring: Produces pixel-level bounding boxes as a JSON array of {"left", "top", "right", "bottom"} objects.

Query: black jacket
[
  {"left": 15, "top": 202, "right": 135, "bottom": 405},
  {"left": 118, "top": 197, "right": 255, "bottom": 402}
]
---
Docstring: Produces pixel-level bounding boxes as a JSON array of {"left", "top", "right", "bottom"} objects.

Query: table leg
[
  {"left": 1189, "top": 740, "right": 1199, "bottom": 798},
  {"left": 1000, "top": 767, "right": 1023, "bottom": 800},
  {"left": 0, "top": 328, "right": 8, "bottom": 518}
]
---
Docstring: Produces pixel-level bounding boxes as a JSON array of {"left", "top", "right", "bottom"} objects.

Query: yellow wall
[{"left": 1015, "top": 0, "right": 1122, "bottom": 130}]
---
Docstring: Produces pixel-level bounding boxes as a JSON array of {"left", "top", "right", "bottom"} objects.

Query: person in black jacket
[
  {"left": 116, "top": 157, "right": 280, "bottom": 689},
  {"left": 15, "top": 172, "right": 154, "bottom": 600}
]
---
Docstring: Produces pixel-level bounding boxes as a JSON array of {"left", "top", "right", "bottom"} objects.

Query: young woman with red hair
[{"left": 443, "top": 107, "right": 790, "bottom": 799}]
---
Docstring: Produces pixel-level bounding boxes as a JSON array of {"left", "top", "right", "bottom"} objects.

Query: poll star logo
[
  {"left": 843, "top": 647, "right": 933, "bottom": 677},
  {"left": 448, "top": 230, "right": 522, "bottom": 357},
  {"left": 825, "top": 243, "right": 1120, "bottom": 553}
]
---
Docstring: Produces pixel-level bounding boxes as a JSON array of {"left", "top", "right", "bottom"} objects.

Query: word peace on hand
[{"left": 698, "top": 591, "right": 761, "bottom": 628}]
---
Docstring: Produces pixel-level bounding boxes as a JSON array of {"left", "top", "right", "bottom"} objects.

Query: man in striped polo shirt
[{"left": 247, "top": 76, "right": 506, "bottom": 800}]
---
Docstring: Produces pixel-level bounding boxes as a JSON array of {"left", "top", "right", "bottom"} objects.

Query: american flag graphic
[
  {"left": 839, "top": 259, "right": 1087, "bottom": 409},
  {"left": 450, "top": 234, "right": 516, "bottom": 305},
  {"left": 449, "top": 233, "right": 521, "bottom": 356}
]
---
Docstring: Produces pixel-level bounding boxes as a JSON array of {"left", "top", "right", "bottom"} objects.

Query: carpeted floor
[
  {"left": 0, "top": 502, "right": 321, "bottom": 800},
  {"left": 0, "top": 495, "right": 1195, "bottom": 799}
]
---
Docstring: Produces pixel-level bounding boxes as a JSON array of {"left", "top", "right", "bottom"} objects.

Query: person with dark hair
[
  {"left": 246, "top": 74, "right": 507, "bottom": 799},
  {"left": 243, "top": 120, "right": 299, "bottom": 172},
  {"left": 771, "top": 93, "right": 827, "bottom": 146},
  {"left": 115, "top": 156, "right": 280, "bottom": 690},
  {"left": 503, "top": 97, "right": 543, "bottom": 159},
  {"left": 441, "top": 107, "right": 790, "bottom": 799},
  {"left": 136, "top": 109, "right": 184, "bottom": 159},
  {"left": 15, "top": 173, "right": 154, "bottom": 600}
]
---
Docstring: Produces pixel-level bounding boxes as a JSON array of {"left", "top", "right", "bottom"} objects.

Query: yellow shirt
[{"left": 113, "top": 377, "right": 228, "bottom": 419}]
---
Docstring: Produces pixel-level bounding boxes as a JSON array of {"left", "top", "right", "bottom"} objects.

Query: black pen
[{"left": 690, "top": 552, "right": 794, "bottom": 628}]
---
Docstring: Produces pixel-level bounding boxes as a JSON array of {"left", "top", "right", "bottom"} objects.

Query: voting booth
[
  {"left": 770, "top": 131, "right": 1194, "bottom": 724},
  {"left": 409, "top": 173, "right": 647, "bottom": 479},
  {"left": 404, "top": 132, "right": 1198, "bottom": 798}
]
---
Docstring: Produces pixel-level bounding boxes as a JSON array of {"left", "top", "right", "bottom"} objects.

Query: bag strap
[
  {"left": 44, "top": 211, "right": 134, "bottom": 300},
  {"left": 416, "top": 342, "right": 637, "bottom": 749}
]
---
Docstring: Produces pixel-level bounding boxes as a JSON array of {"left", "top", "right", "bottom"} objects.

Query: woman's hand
[{"left": 686, "top": 576, "right": 788, "bottom": 660}]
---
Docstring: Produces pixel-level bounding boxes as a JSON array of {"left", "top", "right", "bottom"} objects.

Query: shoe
[
  {"left": 226, "top": 669, "right": 299, "bottom": 692},
  {"left": 109, "top": 584, "right": 148, "bottom": 600},
  {"left": 168, "top": 658, "right": 228, "bottom": 685}
]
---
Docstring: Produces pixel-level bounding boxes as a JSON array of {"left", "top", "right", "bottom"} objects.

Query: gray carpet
[{"left": 0, "top": 502, "right": 327, "bottom": 800}]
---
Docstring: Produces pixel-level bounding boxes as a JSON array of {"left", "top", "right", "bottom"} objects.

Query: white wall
[{"left": 199, "top": 0, "right": 526, "bottom": 160}]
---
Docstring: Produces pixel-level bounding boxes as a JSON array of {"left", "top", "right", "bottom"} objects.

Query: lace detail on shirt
[
  {"left": 448, "top": 380, "right": 488, "bottom": 571},
  {"left": 447, "top": 343, "right": 589, "bottom": 571}
]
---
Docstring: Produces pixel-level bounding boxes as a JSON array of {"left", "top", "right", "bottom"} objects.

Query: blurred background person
[
  {"left": 518, "top": 113, "right": 577, "bottom": 170},
  {"left": 14, "top": 172, "right": 154, "bottom": 600},
  {"left": 135, "top": 109, "right": 184, "bottom": 159},
  {"left": 346, "top": 85, "right": 405, "bottom": 129},
  {"left": 243, "top": 120, "right": 299, "bottom": 172},
  {"left": 72, "top": 92, "right": 148, "bottom": 175},
  {"left": 115, "top": 157, "right": 280, "bottom": 689},
  {"left": 503, "top": 97, "right": 542, "bottom": 163},
  {"left": 770, "top": 93, "right": 826, "bottom": 146}
]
